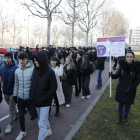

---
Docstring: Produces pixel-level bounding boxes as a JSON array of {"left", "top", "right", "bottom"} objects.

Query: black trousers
[
  {"left": 75, "top": 74, "right": 81, "bottom": 96},
  {"left": 17, "top": 97, "right": 37, "bottom": 132},
  {"left": 62, "top": 82, "right": 72, "bottom": 104},
  {"left": 54, "top": 93, "right": 59, "bottom": 112},
  {"left": 114, "top": 58, "right": 117, "bottom": 68}
]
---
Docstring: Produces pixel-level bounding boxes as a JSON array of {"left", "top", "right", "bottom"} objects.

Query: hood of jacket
[
  {"left": 32, "top": 51, "right": 49, "bottom": 76},
  {"left": 19, "top": 60, "right": 34, "bottom": 70},
  {"left": 119, "top": 59, "right": 140, "bottom": 73}
]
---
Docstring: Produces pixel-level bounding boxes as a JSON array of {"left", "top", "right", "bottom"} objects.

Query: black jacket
[
  {"left": 96, "top": 57, "right": 106, "bottom": 70},
  {"left": 0, "top": 83, "right": 2, "bottom": 103},
  {"left": 14, "top": 52, "right": 18, "bottom": 60},
  {"left": 29, "top": 52, "right": 57, "bottom": 107},
  {"left": 63, "top": 65, "right": 76, "bottom": 85},
  {"left": 92, "top": 51, "right": 97, "bottom": 61},
  {"left": 75, "top": 58, "right": 82, "bottom": 74},
  {"left": 80, "top": 63, "right": 93, "bottom": 76},
  {"left": 112, "top": 60, "right": 140, "bottom": 105},
  {"left": 88, "top": 51, "right": 94, "bottom": 62},
  {"left": 26, "top": 50, "right": 32, "bottom": 60}
]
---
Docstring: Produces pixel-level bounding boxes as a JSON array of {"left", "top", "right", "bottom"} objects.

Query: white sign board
[{"left": 110, "top": 36, "right": 125, "bottom": 57}]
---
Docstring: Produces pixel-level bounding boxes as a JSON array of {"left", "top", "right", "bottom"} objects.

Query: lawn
[{"left": 73, "top": 55, "right": 140, "bottom": 140}]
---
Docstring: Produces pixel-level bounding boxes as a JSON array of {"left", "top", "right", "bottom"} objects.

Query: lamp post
[{"left": 28, "top": 15, "right": 33, "bottom": 47}]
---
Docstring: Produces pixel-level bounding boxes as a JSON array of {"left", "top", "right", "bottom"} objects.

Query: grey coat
[{"left": 13, "top": 60, "right": 34, "bottom": 100}]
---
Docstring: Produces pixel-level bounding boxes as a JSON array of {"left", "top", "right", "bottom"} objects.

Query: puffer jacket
[
  {"left": 0, "top": 61, "right": 18, "bottom": 95},
  {"left": 112, "top": 60, "right": 140, "bottom": 105},
  {"left": 13, "top": 60, "right": 34, "bottom": 100},
  {"left": 29, "top": 51, "right": 57, "bottom": 107}
]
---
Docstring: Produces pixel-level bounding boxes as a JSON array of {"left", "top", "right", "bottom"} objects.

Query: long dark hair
[
  {"left": 69, "top": 51, "right": 74, "bottom": 58},
  {"left": 81, "top": 55, "right": 90, "bottom": 69},
  {"left": 50, "top": 56, "right": 61, "bottom": 67}
]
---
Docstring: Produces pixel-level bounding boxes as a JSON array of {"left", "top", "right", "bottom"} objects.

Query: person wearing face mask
[
  {"left": 50, "top": 56, "right": 65, "bottom": 117},
  {"left": 30, "top": 52, "right": 57, "bottom": 140},
  {"left": 109, "top": 52, "right": 140, "bottom": 126},
  {"left": 62, "top": 56, "right": 76, "bottom": 108}
]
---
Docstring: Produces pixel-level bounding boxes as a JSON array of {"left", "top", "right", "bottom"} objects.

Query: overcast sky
[
  {"left": 114, "top": 0, "right": 140, "bottom": 29},
  {"left": 1, "top": 0, "right": 139, "bottom": 29}
]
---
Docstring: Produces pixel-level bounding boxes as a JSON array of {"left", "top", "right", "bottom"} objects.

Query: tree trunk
[
  {"left": 2, "top": 32, "right": 4, "bottom": 47},
  {"left": 13, "top": 37, "right": 15, "bottom": 48},
  {"left": 71, "top": 0, "right": 76, "bottom": 47},
  {"left": 47, "top": 18, "right": 52, "bottom": 47},
  {"left": 86, "top": 31, "right": 88, "bottom": 47}
]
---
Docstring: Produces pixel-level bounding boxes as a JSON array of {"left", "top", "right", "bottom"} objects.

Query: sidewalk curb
[{"left": 64, "top": 80, "right": 110, "bottom": 140}]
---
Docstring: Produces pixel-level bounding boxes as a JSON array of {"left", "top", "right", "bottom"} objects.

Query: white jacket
[
  {"left": 13, "top": 61, "right": 34, "bottom": 100},
  {"left": 52, "top": 64, "right": 65, "bottom": 105}
]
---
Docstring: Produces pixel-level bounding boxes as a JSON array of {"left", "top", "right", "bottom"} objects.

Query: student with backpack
[{"left": 80, "top": 55, "right": 93, "bottom": 99}]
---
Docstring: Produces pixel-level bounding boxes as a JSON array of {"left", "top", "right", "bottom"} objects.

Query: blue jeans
[
  {"left": 107, "top": 56, "right": 110, "bottom": 62},
  {"left": 119, "top": 103, "right": 131, "bottom": 116},
  {"left": 15, "top": 60, "right": 19, "bottom": 65},
  {"left": 97, "top": 70, "right": 102, "bottom": 87},
  {"left": 81, "top": 75, "right": 90, "bottom": 96}
]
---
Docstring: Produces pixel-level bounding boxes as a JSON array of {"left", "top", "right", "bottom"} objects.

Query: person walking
[
  {"left": 75, "top": 52, "right": 82, "bottom": 97},
  {"left": 109, "top": 52, "right": 140, "bottom": 125},
  {"left": 29, "top": 51, "right": 57, "bottom": 140},
  {"left": 50, "top": 56, "right": 65, "bottom": 117},
  {"left": 80, "top": 55, "right": 93, "bottom": 99},
  {"left": 62, "top": 56, "right": 76, "bottom": 107},
  {"left": 95, "top": 57, "right": 106, "bottom": 89},
  {"left": 14, "top": 48, "right": 19, "bottom": 65},
  {"left": 13, "top": 52, "right": 38, "bottom": 140},
  {"left": 0, "top": 82, "right": 3, "bottom": 140},
  {"left": 0, "top": 52, "right": 18, "bottom": 134}
]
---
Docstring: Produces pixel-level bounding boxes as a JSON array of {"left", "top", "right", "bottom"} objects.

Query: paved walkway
[{"left": 0, "top": 61, "right": 116, "bottom": 140}]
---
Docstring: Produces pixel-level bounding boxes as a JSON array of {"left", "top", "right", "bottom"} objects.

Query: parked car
[
  {"left": 0, "top": 48, "right": 10, "bottom": 54},
  {"left": 0, "top": 54, "right": 5, "bottom": 66},
  {"left": 30, "top": 48, "right": 43, "bottom": 52},
  {"left": 7, "top": 48, "right": 16, "bottom": 53}
]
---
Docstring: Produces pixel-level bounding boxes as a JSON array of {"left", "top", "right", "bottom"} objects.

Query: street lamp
[{"left": 28, "top": 15, "right": 34, "bottom": 47}]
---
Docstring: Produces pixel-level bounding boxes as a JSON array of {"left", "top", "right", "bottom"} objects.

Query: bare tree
[
  {"left": 22, "top": 0, "right": 63, "bottom": 47},
  {"left": 75, "top": 29, "right": 85, "bottom": 45},
  {"left": 62, "top": 25, "right": 72, "bottom": 46},
  {"left": 96, "top": 9, "right": 129, "bottom": 38},
  {"left": 32, "top": 23, "right": 39, "bottom": 45},
  {"left": 8, "top": 18, "right": 22, "bottom": 47},
  {"left": 78, "top": 0, "right": 106, "bottom": 47},
  {"left": 51, "top": 25, "right": 62, "bottom": 46},
  {"left": 59, "top": 0, "right": 83, "bottom": 46},
  {"left": 0, "top": 8, "right": 9, "bottom": 47}
]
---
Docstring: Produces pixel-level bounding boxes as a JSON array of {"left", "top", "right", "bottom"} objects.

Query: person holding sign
[{"left": 109, "top": 52, "right": 140, "bottom": 126}]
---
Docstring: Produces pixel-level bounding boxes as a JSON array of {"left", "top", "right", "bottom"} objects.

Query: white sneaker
[
  {"left": 0, "top": 133, "right": 3, "bottom": 139},
  {"left": 81, "top": 96, "right": 86, "bottom": 99},
  {"left": 16, "top": 131, "right": 27, "bottom": 140},
  {"left": 87, "top": 95, "right": 90, "bottom": 99},
  {"left": 5, "top": 124, "right": 13, "bottom": 134},
  {"left": 45, "top": 129, "right": 52, "bottom": 138},
  {"left": 66, "top": 104, "right": 70, "bottom": 107}
]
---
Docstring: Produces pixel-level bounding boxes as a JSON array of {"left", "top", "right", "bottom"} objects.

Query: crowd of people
[{"left": 0, "top": 45, "right": 139, "bottom": 140}]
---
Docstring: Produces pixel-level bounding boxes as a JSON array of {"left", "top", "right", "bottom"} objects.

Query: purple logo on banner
[{"left": 97, "top": 45, "right": 106, "bottom": 56}]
